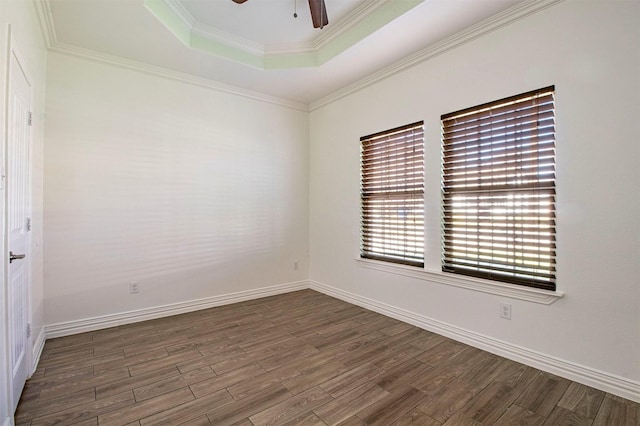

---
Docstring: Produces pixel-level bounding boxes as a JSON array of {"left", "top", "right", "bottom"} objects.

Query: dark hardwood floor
[{"left": 15, "top": 290, "right": 639, "bottom": 425}]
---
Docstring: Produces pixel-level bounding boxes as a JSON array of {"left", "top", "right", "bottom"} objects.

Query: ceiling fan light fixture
[
  {"left": 308, "top": 0, "right": 329, "bottom": 29},
  {"left": 230, "top": 0, "right": 326, "bottom": 29}
]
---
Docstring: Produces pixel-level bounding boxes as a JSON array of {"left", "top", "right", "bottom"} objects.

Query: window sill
[{"left": 356, "top": 258, "right": 564, "bottom": 305}]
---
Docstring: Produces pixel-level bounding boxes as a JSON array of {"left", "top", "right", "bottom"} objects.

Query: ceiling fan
[{"left": 231, "top": 0, "right": 329, "bottom": 29}]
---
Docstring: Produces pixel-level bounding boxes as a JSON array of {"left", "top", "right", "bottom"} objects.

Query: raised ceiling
[
  {"left": 144, "top": 0, "right": 424, "bottom": 69},
  {"left": 41, "top": 0, "right": 531, "bottom": 107},
  {"left": 179, "top": 0, "right": 365, "bottom": 45}
]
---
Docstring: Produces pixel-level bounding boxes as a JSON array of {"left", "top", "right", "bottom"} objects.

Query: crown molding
[
  {"left": 144, "top": 0, "right": 424, "bottom": 69},
  {"left": 309, "top": 0, "right": 565, "bottom": 111},
  {"left": 33, "top": 0, "right": 56, "bottom": 48},
  {"left": 48, "top": 42, "right": 309, "bottom": 112},
  {"left": 34, "top": 0, "right": 307, "bottom": 109},
  {"left": 163, "top": 0, "right": 390, "bottom": 56},
  {"left": 262, "top": 0, "right": 389, "bottom": 55},
  {"left": 312, "top": 0, "right": 385, "bottom": 49},
  {"left": 263, "top": 40, "right": 317, "bottom": 56},
  {"left": 166, "top": 0, "right": 266, "bottom": 55},
  {"left": 34, "top": 0, "right": 564, "bottom": 110},
  {"left": 165, "top": 0, "right": 195, "bottom": 28},
  {"left": 192, "top": 23, "right": 264, "bottom": 56}
]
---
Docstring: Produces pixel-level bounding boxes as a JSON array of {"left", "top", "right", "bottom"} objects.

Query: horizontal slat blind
[
  {"left": 441, "top": 87, "right": 556, "bottom": 290},
  {"left": 361, "top": 121, "right": 424, "bottom": 267}
]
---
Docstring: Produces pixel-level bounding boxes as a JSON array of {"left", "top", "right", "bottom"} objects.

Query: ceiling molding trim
[
  {"left": 48, "top": 42, "right": 309, "bottom": 112},
  {"left": 310, "top": 0, "right": 565, "bottom": 111},
  {"left": 33, "top": 0, "right": 57, "bottom": 49},
  {"left": 264, "top": 52, "right": 318, "bottom": 69},
  {"left": 192, "top": 24, "right": 264, "bottom": 56},
  {"left": 190, "top": 29, "right": 265, "bottom": 68},
  {"left": 265, "top": 0, "right": 389, "bottom": 55},
  {"left": 145, "top": 0, "right": 192, "bottom": 45},
  {"left": 144, "top": 0, "right": 424, "bottom": 70},
  {"left": 311, "top": 0, "right": 387, "bottom": 49},
  {"left": 145, "top": 0, "right": 265, "bottom": 67},
  {"left": 261, "top": 41, "right": 317, "bottom": 56},
  {"left": 315, "top": 0, "right": 423, "bottom": 66},
  {"left": 165, "top": 0, "right": 195, "bottom": 27}
]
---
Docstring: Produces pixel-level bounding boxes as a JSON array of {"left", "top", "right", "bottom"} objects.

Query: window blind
[
  {"left": 441, "top": 87, "right": 556, "bottom": 290},
  {"left": 361, "top": 121, "right": 424, "bottom": 267}
]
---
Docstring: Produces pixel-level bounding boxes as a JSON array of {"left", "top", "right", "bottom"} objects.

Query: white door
[{"left": 7, "top": 46, "right": 32, "bottom": 413}]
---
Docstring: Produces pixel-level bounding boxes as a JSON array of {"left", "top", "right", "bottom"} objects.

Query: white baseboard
[
  {"left": 40, "top": 278, "right": 639, "bottom": 403},
  {"left": 310, "top": 280, "right": 640, "bottom": 403},
  {"left": 45, "top": 280, "right": 309, "bottom": 338},
  {"left": 31, "top": 327, "right": 46, "bottom": 374}
]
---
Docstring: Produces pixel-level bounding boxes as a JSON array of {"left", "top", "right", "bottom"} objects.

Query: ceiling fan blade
[
  {"left": 231, "top": 0, "right": 248, "bottom": 3},
  {"left": 308, "top": 0, "right": 328, "bottom": 28}
]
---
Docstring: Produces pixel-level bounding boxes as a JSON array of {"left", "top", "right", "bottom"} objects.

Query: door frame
[{"left": 2, "top": 24, "right": 34, "bottom": 414}]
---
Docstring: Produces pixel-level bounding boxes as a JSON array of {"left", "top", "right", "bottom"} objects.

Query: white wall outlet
[
  {"left": 294, "top": 260, "right": 299, "bottom": 270},
  {"left": 500, "top": 302, "right": 512, "bottom": 320},
  {"left": 129, "top": 281, "right": 140, "bottom": 294}
]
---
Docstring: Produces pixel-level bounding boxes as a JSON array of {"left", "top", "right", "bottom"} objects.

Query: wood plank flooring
[{"left": 15, "top": 290, "right": 639, "bottom": 425}]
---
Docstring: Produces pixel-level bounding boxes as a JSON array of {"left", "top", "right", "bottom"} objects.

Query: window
[
  {"left": 441, "top": 87, "right": 556, "bottom": 290},
  {"left": 360, "top": 121, "right": 425, "bottom": 267}
]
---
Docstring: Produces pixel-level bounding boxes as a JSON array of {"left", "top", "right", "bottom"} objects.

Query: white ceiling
[{"left": 44, "top": 0, "right": 527, "bottom": 106}]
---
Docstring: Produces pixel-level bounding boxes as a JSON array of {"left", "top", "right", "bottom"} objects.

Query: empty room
[{"left": 1, "top": 0, "right": 639, "bottom": 424}]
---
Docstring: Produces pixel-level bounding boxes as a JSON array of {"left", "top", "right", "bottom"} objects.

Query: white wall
[
  {"left": 309, "top": 0, "right": 640, "bottom": 394},
  {"left": 43, "top": 53, "right": 309, "bottom": 326},
  {"left": 0, "top": 0, "right": 47, "bottom": 421}
]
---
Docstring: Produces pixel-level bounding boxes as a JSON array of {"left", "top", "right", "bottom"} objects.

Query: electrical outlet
[
  {"left": 294, "top": 260, "right": 299, "bottom": 270},
  {"left": 499, "top": 302, "right": 512, "bottom": 320},
  {"left": 129, "top": 281, "right": 140, "bottom": 294}
]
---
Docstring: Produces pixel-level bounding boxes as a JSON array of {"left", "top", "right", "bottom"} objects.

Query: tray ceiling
[{"left": 41, "top": 0, "right": 531, "bottom": 106}]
